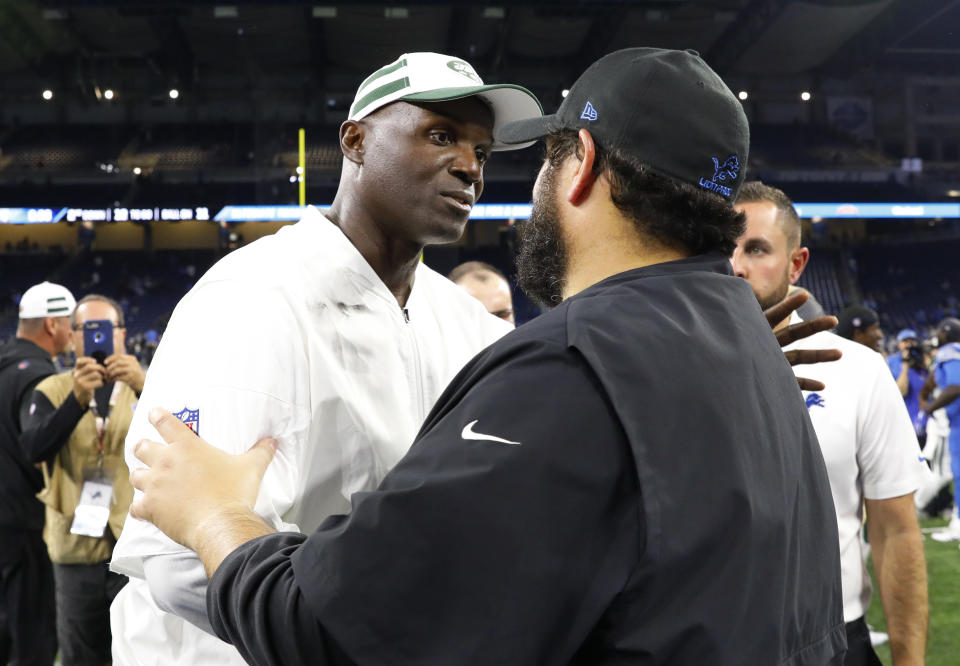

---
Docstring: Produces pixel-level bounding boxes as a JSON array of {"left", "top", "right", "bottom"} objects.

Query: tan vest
[{"left": 35, "top": 371, "right": 137, "bottom": 565}]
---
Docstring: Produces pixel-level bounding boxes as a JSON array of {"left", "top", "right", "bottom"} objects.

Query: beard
[
  {"left": 756, "top": 270, "right": 792, "bottom": 311},
  {"left": 515, "top": 164, "right": 568, "bottom": 309}
]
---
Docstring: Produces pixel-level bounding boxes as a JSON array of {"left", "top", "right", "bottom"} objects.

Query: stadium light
[
  {"left": 42, "top": 89, "right": 53, "bottom": 101},
  {"left": 738, "top": 91, "right": 748, "bottom": 101},
  {"left": 104, "top": 89, "right": 115, "bottom": 100},
  {"left": 561, "top": 89, "right": 569, "bottom": 98},
  {"left": 800, "top": 91, "right": 812, "bottom": 101},
  {"left": 169, "top": 88, "right": 180, "bottom": 100},
  {"left": 133, "top": 167, "right": 142, "bottom": 175}
]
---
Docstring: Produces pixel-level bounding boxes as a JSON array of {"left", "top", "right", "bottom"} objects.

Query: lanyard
[{"left": 88, "top": 382, "right": 122, "bottom": 465}]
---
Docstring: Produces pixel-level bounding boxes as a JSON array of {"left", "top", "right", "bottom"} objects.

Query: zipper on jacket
[{"left": 401, "top": 306, "right": 426, "bottom": 422}]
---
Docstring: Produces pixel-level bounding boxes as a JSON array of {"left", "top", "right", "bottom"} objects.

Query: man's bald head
[{"left": 449, "top": 261, "right": 514, "bottom": 325}]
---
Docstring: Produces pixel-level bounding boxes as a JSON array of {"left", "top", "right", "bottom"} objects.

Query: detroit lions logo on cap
[
  {"left": 446, "top": 60, "right": 481, "bottom": 83},
  {"left": 711, "top": 155, "right": 739, "bottom": 182},
  {"left": 173, "top": 406, "right": 200, "bottom": 435},
  {"left": 697, "top": 154, "right": 739, "bottom": 198}
]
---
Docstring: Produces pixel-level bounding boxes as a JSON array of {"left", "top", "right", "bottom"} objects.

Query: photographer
[
  {"left": 19, "top": 294, "right": 144, "bottom": 666},
  {"left": 888, "top": 329, "right": 930, "bottom": 446}
]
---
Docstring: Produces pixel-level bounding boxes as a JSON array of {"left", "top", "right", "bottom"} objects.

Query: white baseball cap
[
  {"left": 18, "top": 281, "right": 77, "bottom": 319},
  {"left": 348, "top": 52, "right": 542, "bottom": 151}
]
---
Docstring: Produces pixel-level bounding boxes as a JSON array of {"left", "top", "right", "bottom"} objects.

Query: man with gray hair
[{"left": 0, "top": 281, "right": 76, "bottom": 666}]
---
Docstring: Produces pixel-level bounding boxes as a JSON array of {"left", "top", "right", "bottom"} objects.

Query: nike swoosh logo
[{"left": 461, "top": 420, "right": 521, "bottom": 446}]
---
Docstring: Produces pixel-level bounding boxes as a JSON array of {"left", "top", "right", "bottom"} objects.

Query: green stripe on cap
[
  {"left": 350, "top": 76, "right": 410, "bottom": 117},
  {"left": 356, "top": 58, "right": 407, "bottom": 96},
  {"left": 47, "top": 297, "right": 66, "bottom": 303},
  {"left": 47, "top": 306, "right": 70, "bottom": 313}
]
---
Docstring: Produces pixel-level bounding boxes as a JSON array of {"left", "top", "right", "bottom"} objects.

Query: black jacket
[
  {"left": 0, "top": 338, "right": 57, "bottom": 530},
  {"left": 207, "top": 254, "right": 846, "bottom": 665}
]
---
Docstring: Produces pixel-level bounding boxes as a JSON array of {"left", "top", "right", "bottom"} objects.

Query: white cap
[
  {"left": 18, "top": 281, "right": 77, "bottom": 319},
  {"left": 348, "top": 52, "right": 543, "bottom": 151}
]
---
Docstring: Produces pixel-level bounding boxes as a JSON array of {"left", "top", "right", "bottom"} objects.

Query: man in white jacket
[{"left": 109, "top": 52, "right": 540, "bottom": 665}]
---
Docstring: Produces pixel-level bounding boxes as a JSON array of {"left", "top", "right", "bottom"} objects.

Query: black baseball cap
[
  {"left": 495, "top": 48, "right": 749, "bottom": 202},
  {"left": 836, "top": 306, "right": 879, "bottom": 340}
]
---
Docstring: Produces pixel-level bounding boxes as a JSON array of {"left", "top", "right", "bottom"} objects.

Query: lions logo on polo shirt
[
  {"left": 805, "top": 393, "right": 826, "bottom": 409},
  {"left": 173, "top": 407, "right": 200, "bottom": 435}
]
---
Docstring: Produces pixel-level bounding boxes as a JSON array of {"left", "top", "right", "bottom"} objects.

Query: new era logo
[{"left": 580, "top": 101, "right": 598, "bottom": 122}]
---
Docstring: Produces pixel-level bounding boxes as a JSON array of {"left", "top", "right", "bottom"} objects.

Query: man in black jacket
[
  {"left": 0, "top": 281, "right": 75, "bottom": 666},
  {"left": 129, "top": 49, "right": 846, "bottom": 665}
]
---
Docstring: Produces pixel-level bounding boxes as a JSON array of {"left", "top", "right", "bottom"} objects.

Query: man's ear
[
  {"left": 339, "top": 120, "right": 365, "bottom": 165},
  {"left": 566, "top": 129, "right": 597, "bottom": 205},
  {"left": 43, "top": 317, "right": 58, "bottom": 337},
  {"left": 788, "top": 246, "right": 810, "bottom": 285}
]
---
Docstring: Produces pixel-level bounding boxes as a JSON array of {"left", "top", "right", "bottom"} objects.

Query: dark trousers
[
  {"left": 844, "top": 617, "right": 882, "bottom": 666},
  {"left": 53, "top": 561, "right": 127, "bottom": 666},
  {"left": 0, "top": 529, "right": 57, "bottom": 666}
]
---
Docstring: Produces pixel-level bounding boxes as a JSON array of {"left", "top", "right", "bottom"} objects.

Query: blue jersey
[{"left": 934, "top": 342, "right": 960, "bottom": 426}]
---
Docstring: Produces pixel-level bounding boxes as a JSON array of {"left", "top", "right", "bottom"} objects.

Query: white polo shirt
[
  {"left": 110, "top": 206, "right": 511, "bottom": 665},
  {"left": 786, "top": 321, "right": 928, "bottom": 622}
]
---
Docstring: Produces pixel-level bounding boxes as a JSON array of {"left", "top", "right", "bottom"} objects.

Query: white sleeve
[
  {"left": 857, "top": 352, "right": 930, "bottom": 500},
  {"left": 111, "top": 279, "right": 311, "bottom": 586},
  {"left": 143, "top": 552, "right": 217, "bottom": 635}
]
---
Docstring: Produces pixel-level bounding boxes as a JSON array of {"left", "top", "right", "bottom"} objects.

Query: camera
[{"left": 905, "top": 343, "right": 926, "bottom": 370}]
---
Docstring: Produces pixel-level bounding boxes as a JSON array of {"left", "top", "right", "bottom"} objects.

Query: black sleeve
[
  {"left": 15, "top": 376, "right": 47, "bottom": 432},
  {"left": 207, "top": 340, "right": 641, "bottom": 666},
  {"left": 19, "top": 388, "right": 86, "bottom": 465},
  {"left": 208, "top": 533, "right": 356, "bottom": 666}
]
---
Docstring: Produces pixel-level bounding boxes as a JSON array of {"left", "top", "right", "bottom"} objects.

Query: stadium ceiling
[{"left": 0, "top": 0, "right": 957, "bottom": 104}]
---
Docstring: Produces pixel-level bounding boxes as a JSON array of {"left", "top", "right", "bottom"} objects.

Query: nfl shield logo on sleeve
[{"left": 173, "top": 407, "right": 200, "bottom": 435}]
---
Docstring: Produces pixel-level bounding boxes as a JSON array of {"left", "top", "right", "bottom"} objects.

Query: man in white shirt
[
  {"left": 108, "top": 52, "right": 540, "bottom": 665},
  {"left": 732, "top": 181, "right": 928, "bottom": 666}
]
